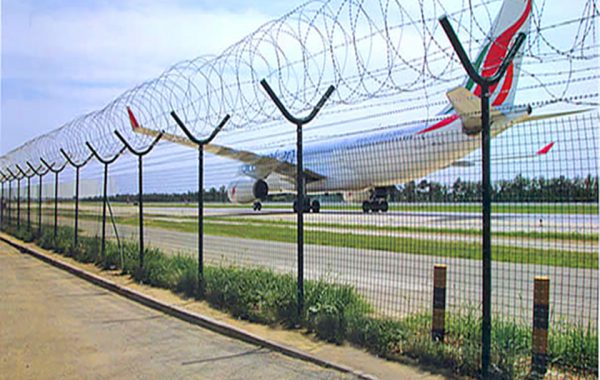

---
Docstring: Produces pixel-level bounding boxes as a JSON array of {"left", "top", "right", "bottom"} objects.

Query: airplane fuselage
[{"left": 250, "top": 116, "right": 484, "bottom": 196}]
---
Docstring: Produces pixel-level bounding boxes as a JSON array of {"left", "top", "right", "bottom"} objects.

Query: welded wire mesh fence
[
  {"left": 3, "top": 112, "right": 596, "bottom": 378},
  {"left": 0, "top": 0, "right": 597, "bottom": 377}
]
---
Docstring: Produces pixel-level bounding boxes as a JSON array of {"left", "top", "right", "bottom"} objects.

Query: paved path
[{"left": 0, "top": 241, "right": 356, "bottom": 380}]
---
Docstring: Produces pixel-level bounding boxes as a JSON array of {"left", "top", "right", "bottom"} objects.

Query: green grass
[
  {"left": 6, "top": 209, "right": 598, "bottom": 268},
  {"left": 40, "top": 206, "right": 597, "bottom": 240},
  {"left": 39, "top": 206, "right": 599, "bottom": 242},
  {"left": 111, "top": 217, "right": 597, "bottom": 269},
  {"left": 208, "top": 216, "right": 599, "bottom": 242},
  {"left": 1, "top": 222, "right": 597, "bottom": 379}
]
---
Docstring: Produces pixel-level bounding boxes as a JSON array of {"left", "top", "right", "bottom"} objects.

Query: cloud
[{"left": 1, "top": 0, "right": 273, "bottom": 154}]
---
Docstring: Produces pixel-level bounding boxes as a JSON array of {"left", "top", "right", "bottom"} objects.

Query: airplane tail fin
[
  {"left": 127, "top": 106, "right": 141, "bottom": 130},
  {"left": 462, "top": 0, "right": 532, "bottom": 108},
  {"left": 127, "top": 107, "right": 198, "bottom": 148}
]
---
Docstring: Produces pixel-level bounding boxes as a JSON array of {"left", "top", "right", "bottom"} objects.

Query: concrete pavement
[{"left": 0, "top": 241, "right": 357, "bottom": 380}]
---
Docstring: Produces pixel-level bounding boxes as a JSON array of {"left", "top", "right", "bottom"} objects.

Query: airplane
[{"left": 127, "top": 0, "right": 582, "bottom": 213}]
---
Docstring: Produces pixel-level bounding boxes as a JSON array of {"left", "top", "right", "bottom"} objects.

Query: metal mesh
[{"left": 0, "top": 0, "right": 597, "bottom": 377}]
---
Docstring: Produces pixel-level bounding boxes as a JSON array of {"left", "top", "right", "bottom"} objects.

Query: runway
[
  {"left": 43, "top": 201, "right": 598, "bottom": 234},
  {"left": 92, "top": 203, "right": 599, "bottom": 235},
  {"left": 68, "top": 217, "right": 597, "bottom": 326}
]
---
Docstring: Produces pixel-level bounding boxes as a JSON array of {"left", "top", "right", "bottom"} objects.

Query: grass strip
[
  {"left": 10, "top": 211, "right": 598, "bottom": 268},
  {"left": 38, "top": 205, "right": 598, "bottom": 242},
  {"left": 208, "top": 216, "right": 599, "bottom": 242},
  {"left": 118, "top": 217, "right": 596, "bottom": 269}
]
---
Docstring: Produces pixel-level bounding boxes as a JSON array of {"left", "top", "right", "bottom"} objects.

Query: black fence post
[
  {"left": 17, "top": 175, "right": 21, "bottom": 229},
  {"left": 6, "top": 168, "right": 20, "bottom": 229},
  {"left": 27, "top": 162, "right": 48, "bottom": 238},
  {"left": 38, "top": 174, "right": 43, "bottom": 234},
  {"left": 0, "top": 173, "right": 5, "bottom": 228},
  {"left": 27, "top": 175, "right": 31, "bottom": 229},
  {"left": 114, "top": 128, "right": 163, "bottom": 270},
  {"left": 8, "top": 177, "right": 13, "bottom": 226},
  {"left": 260, "top": 79, "right": 335, "bottom": 320},
  {"left": 40, "top": 158, "right": 67, "bottom": 241},
  {"left": 438, "top": 16, "right": 526, "bottom": 377},
  {"left": 16, "top": 165, "right": 34, "bottom": 231},
  {"left": 0, "top": 171, "right": 8, "bottom": 228},
  {"left": 85, "top": 143, "right": 125, "bottom": 265},
  {"left": 0, "top": 175, "right": 4, "bottom": 227},
  {"left": 60, "top": 149, "right": 93, "bottom": 248},
  {"left": 170, "top": 111, "right": 229, "bottom": 298}
]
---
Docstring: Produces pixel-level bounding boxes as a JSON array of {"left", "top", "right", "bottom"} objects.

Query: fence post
[
  {"left": 16, "top": 165, "right": 34, "bottom": 231},
  {"left": 85, "top": 143, "right": 125, "bottom": 265},
  {"left": 26, "top": 162, "right": 48, "bottom": 238},
  {"left": 0, "top": 172, "right": 6, "bottom": 228},
  {"left": 60, "top": 149, "right": 93, "bottom": 248},
  {"left": 40, "top": 158, "right": 67, "bottom": 241},
  {"left": 8, "top": 177, "right": 13, "bottom": 226},
  {"left": 432, "top": 264, "right": 447, "bottom": 342},
  {"left": 170, "top": 111, "right": 229, "bottom": 297},
  {"left": 6, "top": 168, "right": 21, "bottom": 229},
  {"left": 260, "top": 79, "right": 335, "bottom": 319},
  {"left": 438, "top": 16, "right": 526, "bottom": 377},
  {"left": 0, "top": 173, "right": 5, "bottom": 228},
  {"left": 37, "top": 175, "right": 43, "bottom": 234},
  {"left": 0, "top": 175, "right": 3, "bottom": 227},
  {"left": 532, "top": 276, "right": 550, "bottom": 376},
  {"left": 114, "top": 128, "right": 163, "bottom": 270}
]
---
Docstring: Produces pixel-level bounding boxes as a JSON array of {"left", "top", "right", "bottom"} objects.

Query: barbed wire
[{"left": 0, "top": 0, "right": 597, "bottom": 172}]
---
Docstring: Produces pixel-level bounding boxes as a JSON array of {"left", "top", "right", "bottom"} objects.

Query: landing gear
[
  {"left": 293, "top": 198, "right": 320, "bottom": 213},
  {"left": 311, "top": 200, "right": 321, "bottom": 213},
  {"left": 253, "top": 201, "right": 262, "bottom": 211},
  {"left": 362, "top": 187, "right": 390, "bottom": 213},
  {"left": 362, "top": 199, "right": 388, "bottom": 213}
]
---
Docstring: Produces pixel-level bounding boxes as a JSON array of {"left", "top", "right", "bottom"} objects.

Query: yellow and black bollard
[
  {"left": 432, "top": 264, "right": 447, "bottom": 342},
  {"left": 532, "top": 276, "right": 550, "bottom": 376}
]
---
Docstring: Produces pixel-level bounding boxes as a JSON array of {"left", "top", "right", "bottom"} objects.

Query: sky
[
  {"left": 0, "top": 0, "right": 597, "bottom": 196},
  {"left": 1, "top": 0, "right": 293, "bottom": 154}
]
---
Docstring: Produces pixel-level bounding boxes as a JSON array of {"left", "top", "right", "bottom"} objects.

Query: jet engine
[{"left": 227, "top": 178, "right": 269, "bottom": 204}]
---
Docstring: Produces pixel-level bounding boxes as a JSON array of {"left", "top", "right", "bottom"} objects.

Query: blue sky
[
  {"left": 1, "top": 0, "right": 291, "bottom": 154},
  {"left": 1, "top": 0, "right": 597, "bottom": 194}
]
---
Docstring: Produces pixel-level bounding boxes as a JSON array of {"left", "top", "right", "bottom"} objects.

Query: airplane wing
[{"left": 127, "top": 107, "right": 326, "bottom": 183}]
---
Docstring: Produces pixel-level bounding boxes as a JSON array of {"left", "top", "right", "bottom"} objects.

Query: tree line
[
  {"left": 84, "top": 175, "right": 598, "bottom": 203},
  {"left": 391, "top": 174, "right": 598, "bottom": 202}
]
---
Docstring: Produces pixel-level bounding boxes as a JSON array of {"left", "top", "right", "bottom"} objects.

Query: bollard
[
  {"left": 532, "top": 276, "right": 550, "bottom": 376},
  {"left": 432, "top": 264, "right": 447, "bottom": 342}
]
